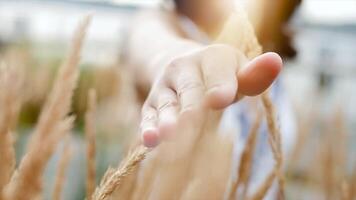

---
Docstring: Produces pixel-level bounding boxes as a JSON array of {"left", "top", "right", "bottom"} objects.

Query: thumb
[{"left": 237, "top": 52, "right": 282, "bottom": 96}]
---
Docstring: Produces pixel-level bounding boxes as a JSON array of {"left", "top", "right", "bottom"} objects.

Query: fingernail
[
  {"left": 142, "top": 128, "right": 160, "bottom": 148},
  {"left": 205, "top": 85, "right": 236, "bottom": 109}
]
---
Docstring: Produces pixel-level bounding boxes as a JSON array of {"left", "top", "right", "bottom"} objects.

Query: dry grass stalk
[
  {"left": 287, "top": 104, "right": 355, "bottom": 200},
  {"left": 0, "top": 63, "right": 22, "bottom": 131},
  {"left": 261, "top": 94, "right": 282, "bottom": 158},
  {"left": 4, "top": 116, "right": 74, "bottom": 200},
  {"left": 98, "top": 167, "right": 116, "bottom": 188},
  {"left": 0, "top": 64, "right": 22, "bottom": 199},
  {"left": 349, "top": 166, "right": 356, "bottom": 200},
  {"left": 334, "top": 108, "right": 349, "bottom": 199},
  {"left": 3, "top": 15, "right": 91, "bottom": 200},
  {"left": 261, "top": 93, "right": 284, "bottom": 198},
  {"left": 319, "top": 108, "right": 349, "bottom": 200},
  {"left": 228, "top": 111, "right": 262, "bottom": 200},
  {"left": 289, "top": 106, "right": 315, "bottom": 168},
  {"left": 111, "top": 162, "right": 139, "bottom": 200},
  {"left": 333, "top": 108, "right": 348, "bottom": 175},
  {"left": 341, "top": 180, "right": 350, "bottom": 200},
  {"left": 222, "top": 10, "right": 285, "bottom": 196},
  {"left": 93, "top": 145, "right": 149, "bottom": 200},
  {"left": 111, "top": 130, "right": 143, "bottom": 200},
  {"left": 218, "top": 9, "right": 283, "bottom": 161},
  {"left": 52, "top": 139, "right": 73, "bottom": 200},
  {"left": 218, "top": 9, "right": 285, "bottom": 199},
  {"left": 29, "top": 15, "right": 91, "bottom": 147},
  {"left": 215, "top": 8, "right": 262, "bottom": 59},
  {"left": 248, "top": 169, "right": 277, "bottom": 200},
  {"left": 85, "top": 89, "right": 97, "bottom": 200},
  {"left": 313, "top": 123, "right": 335, "bottom": 200}
]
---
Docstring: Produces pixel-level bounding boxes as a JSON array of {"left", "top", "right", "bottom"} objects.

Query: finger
[
  {"left": 237, "top": 52, "right": 282, "bottom": 96},
  {"left": 156, "top": 87, "right": 179, "bottom": 140},
  {"left": 166, "top": 60, "right": 205, "bottom": 113},
  {"left": 140, "top": 104, "right": 159, "bottom": 148},
  {"left": 201, "top": 45, "right": 243, "bottom": 109}
]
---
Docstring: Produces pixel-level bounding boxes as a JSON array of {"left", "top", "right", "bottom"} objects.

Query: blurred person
[{"left": 127, "top": 0, "right": 296, "bottom": 198}]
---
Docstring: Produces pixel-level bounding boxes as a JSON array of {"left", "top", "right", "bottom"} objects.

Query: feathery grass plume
[
  {"left": 98, "top": 167, "right": 116, "bottom": 189},
  {"left": 248, "top": 169, "right": 277, "bottom": 200},
  {"left": 320, "top": 123, "right": 338, "bottom": 200},
  {"left": 93, "top": 145, "right": 149, "bottom": 200},
  {"left": 29, "top": 15, "right": 91, "bottom": 148},
  {"left": 52, "top": 138, "right": 73, "bottom": 200},
  {"left": 333, "top": 107, "right": 348, "bottom": 175},
  {"left": 4, "top": 116, "right": 75, "bottom": 200},
  {"left": 289, "top": 106, "right": 315, "bottom": 168},
  {"left": 111, "top": 134, "right": 144, "bottom": 200},
  {"left": 341, "top": 179, "right": 350, "bottom": 200},
  {"left": 0, "top": 63, "right": 22, "bottom": 131},
  {"left": 228, "top": 110, "right": 262, "bottom": 200},
  {"left": 317, "top": 108, "right": 349, "bottom": 200},
  {"left": 4, "top": 15, "right": 91, "bottom": 200},
  {"left": 0, "top": 63, "right": 22, "bottom": 199},
  {"left": 333, "top": 108, "right": 349, "bottom": 199},
  {"left": 349, "top": 165, "right": 356, "bottom": 200},
  {"left": 85, "top": 89, "right": 97, "bottom": 200},
  {"left": 111, "top": 164, "right": 139, "bottom": 200}
]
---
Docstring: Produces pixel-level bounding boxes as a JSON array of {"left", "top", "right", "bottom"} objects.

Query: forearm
[{"left": 127, "top": 10, "right": 202, "bottom": 86}]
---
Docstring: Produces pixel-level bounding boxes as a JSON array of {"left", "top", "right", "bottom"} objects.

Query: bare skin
[{"left": 127, "top": 0, "right": 283, "bottom": 147}]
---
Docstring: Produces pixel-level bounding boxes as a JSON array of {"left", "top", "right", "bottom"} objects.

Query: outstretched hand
[{"left": 140, "top": 44, "right": 282, "bottom": 147}]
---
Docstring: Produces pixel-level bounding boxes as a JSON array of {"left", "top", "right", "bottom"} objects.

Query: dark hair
[{"left": 173, "top": 0, "right": 184, "bottom": 10}]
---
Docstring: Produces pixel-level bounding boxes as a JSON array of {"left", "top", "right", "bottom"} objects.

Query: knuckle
[
  {"left": 141, "top": 108, "right": 157, "bottom": 122},
  {"left": 141, "top": 106, "right": 150, "bottom": 117},
  {"left": 163, "top": 58, "right": 186, "bottom": 82},
  {"left": 142, "top": 99, "right": 154, "bottom": 113},
  {"left": 157, "top": 99, "right": 178, "bottom": 112},
  {"left": 143, "top": 84, "right": 163, "bottom": 108},
  {"left": 167, "top": 57, "right": 185, "bottom": 70},
  {"left": 142, "top": 95, "right": 156, "bottom": 113},
  {"left": 204, "top": 44, "right": 237, "bottom": 59},
  {"left": 180, "top": 103, "right": 196, "bottom": 114},
  {"left": 177, "top": 79, "right": 204, "bottom": 97}
]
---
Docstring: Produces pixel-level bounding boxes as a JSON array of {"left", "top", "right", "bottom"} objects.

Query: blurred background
[{"left": 0, "top": 0, "right": 355, "bottom": 199}]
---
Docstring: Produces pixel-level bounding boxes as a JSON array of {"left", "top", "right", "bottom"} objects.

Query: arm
[{"left": 127, "top": 10, "right": 201, "bottom": 87}]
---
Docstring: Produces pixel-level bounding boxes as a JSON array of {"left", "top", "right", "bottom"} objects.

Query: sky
[{"left": 301, "top": 0, "right": 356, "bottom": 24}]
